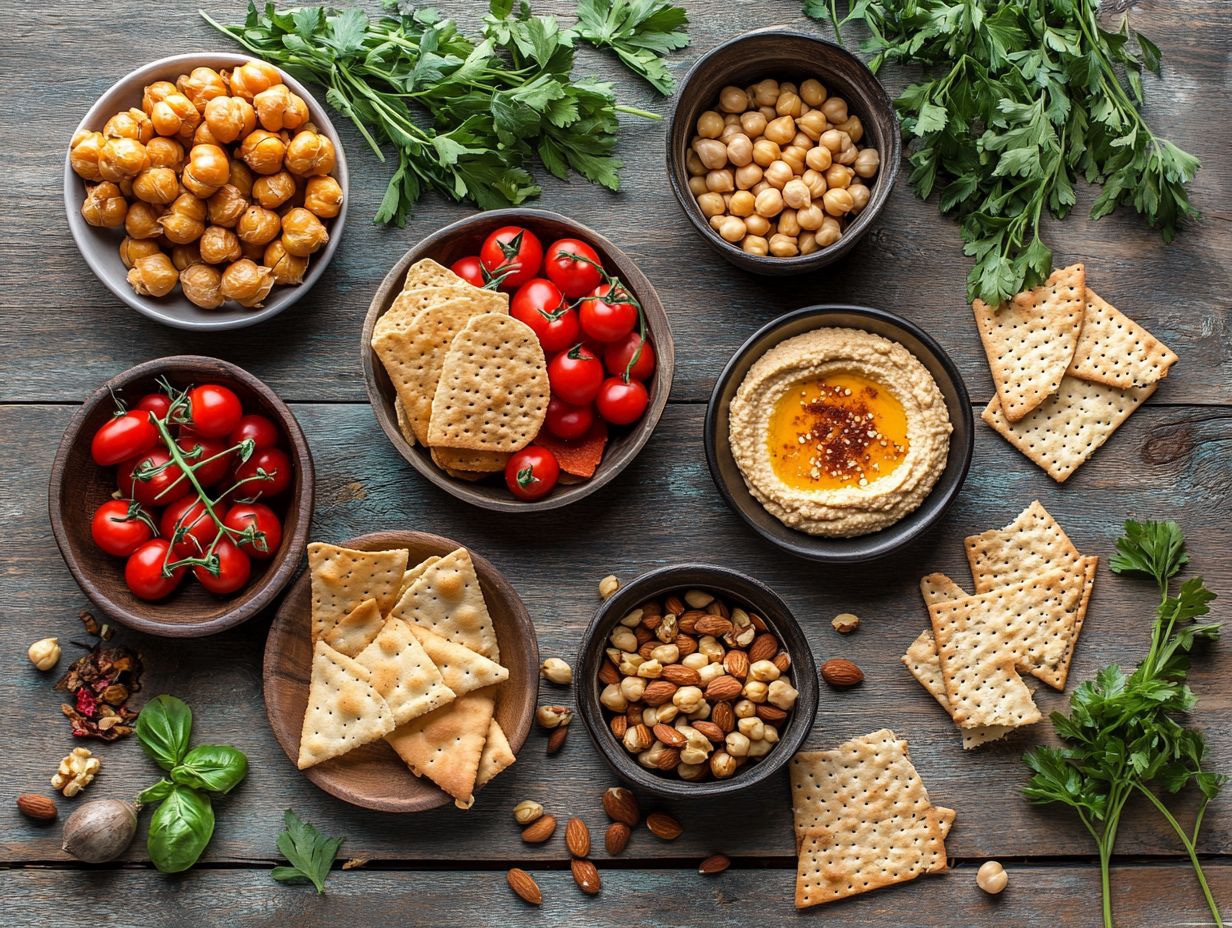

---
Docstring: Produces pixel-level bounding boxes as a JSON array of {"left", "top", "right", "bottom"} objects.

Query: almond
[
  {"left": 692, "top": 720, "right": 725, "bottom": 743},
  {"left": 749, "top": 611, "right": 769, "bottom": 631},
  {"left": 626, "top": 704, "right": 645, "bottom": 727},
  {"left": 711, "top": 700, "right": 735, "bottom": 733},
  {"left": 694, "top": 615, "right": 733, "bottom": 637},
  {"left": 664, "top": 594, "right": 686, "bottom": 615},
  {"left": 626, "top": 723, "right": 653, "bottom": 752},
  {"left": 674, "top": 634, "right": 698, "bottom": 657},
  {"left": 603, "top": 786, "right": 640, "bottom": 826},
  {"left": 610, "top": 715, "right": 629, "bottom": 739},
  {"left": 704, "top": 675, "right": 742, "bottom": 701},
  {"left": 652, "top": 722, "right": 687, "bottom": 748},
  {"left": 773, "top": 650, "right": 792, "bottom": 673},
  {"left": 547, "top": 726, "right": 569, "bottom": 755},
  {"left": 565, "top": 817, "right": 591, "bottom": 857},
  {"left": 755, "top": 703, "right": 788, "bottom": 724},
  {"left": 506, "top": 868, "right": 542, "bottom": 905},
  {"left": 646, "top": 811, "right": 683, "bottom": 840},
  {"left": 641, "top": 599, "right": 663, "bottom": 617},
  {"left": 521, "top": 814, "right": 557, "bottom": 844},
  {"left": 677, "top": 610, "right": 703, "bottom": 633},
  {"left": 571, "top": 857, "right": 601, "bottom": 895},
  {"left": 652, "top": 746, "right": 681, "bottom": 770},
  {"left": 15, "top": 793, "right": 57, "bottom": 822},
  {"left": 820, "top": 658, "right": 864, "bottom": 688},
  {"left": 748, "top": 633, "right": 778, "bottom": 663},
  {"left": 661, "top": 663, "right": 701, "bottom": 687},
  {"left": 638, "top": 641, "right": 657, "bottom": 660},
  {"left": 642, "top": 680, "right": 678, "bottom": 707},
  {"left": 722, "top": 650, "right": 750, "bottom": 679},
  {"left": 634, "top": 625, "right": 653, "bottom": 645},
  {"left": 641, "top": 612, "right": 662, "bottom": 630},
  {"left": 605, "top": 822, "right": 630, "bottom": 855},
  {"left": 698, "top": 854, "right": 731, "bottom": 875},
  {"left": 598, "top": 660, "right": 620, "bottom": 686}
]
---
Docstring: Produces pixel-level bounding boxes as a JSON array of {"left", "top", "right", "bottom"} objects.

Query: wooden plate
[{"left": 263, "top": 531, "right": 538, "bottom": 812}]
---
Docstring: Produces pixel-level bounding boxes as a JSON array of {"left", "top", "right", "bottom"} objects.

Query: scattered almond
[
  {"left": 646, "top": 812, "right": 683, "bottom": 840},
  {"left": 565, "top": 817, "right": 591, "bottom": 857},
  {"left": 598, "top": 661, "right": 620, "bottom": 686},
  {"left": 610, "top": 714, "right": 629, "bottom": 739},
  {"left": 661, "top": 663, "right": 701, "bottom": 686},
  {"left": 772, "top": 651, "right": 792, "bottom": 673},
  {"left": 704, "top": 675, "right": 742, "bottom": 702},
  {"left": 521, "top": 814, "right": 557, "bottom": 844},
  {"left": 605, "top": 821, "right": 630, "bottom": 855},
  {"left": 603, "top": 787, "right": 640, "bottom": 826},
  {"left": 820, "top": 658, "right": 864, "bottom": 688},
  {"left": 571, "top": 857, "right": 601, "bottom": 895},
  {"left": 698, "top": 854, "right": 731, "bottom": 875},
  {"left": 692, "top": 720, "right": 725, "bottom": 743},
  {"left": 506, "top": 868, "right": 542, "bottom": 905},
  {"left": 547, "top": 726, "right": 569, "bottom": 755},
  {"left": 651, "top": 746, "right": 681, "bottom": 770},
  {"left": 15, "top": 793, "right": 57, "bottom": 822}
]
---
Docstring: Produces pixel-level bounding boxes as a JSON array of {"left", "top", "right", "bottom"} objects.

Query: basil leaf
[
  {"left": 136, "top": 695, "right": 193, "bottom": 771},
  {"left": 148, "top": 785, "right": 215, "bottom": 873},
  {"left": 137, "top": 778, "right": 175, "bottom": 805},
  {"left": 171, "top": 744, "right": 249, "bottom": 795}
]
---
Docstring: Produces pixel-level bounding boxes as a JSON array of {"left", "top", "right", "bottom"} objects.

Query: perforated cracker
[
  {"left": 321, "top": 598, "right": 386, "bottom": 658},
  {"left": 472, "top": 719, "right": 516, "bottom": 792},
  {"left": 385, "top": 687, "right": 496, "bottom": 804},
  {"left": 430, "top": 446, "right": 510, "bottom": 474},
  {"left": 376, "top": 278, "right": 508, "bottom": 341},
  {"left": 973, "top": 263, "right": 1086, "bottom": 421},
  {"left": 393, "top": 396, "right": 416, "bottom": 447},
  {"left": 354, "top": 617, "right": 456, "bottom": 726},
  {"left": 426, "top": 314, "right": 548, "bottom": 453},
  {"left": 1068, "top": 288, "right": 1178, "bottom": 388},
  {"left": 391, "top": 547, "right": 500, "bottom": 662},
  {"left": 297, "top": 641, "right": 395, "bottom": 769},
  {"left": 402, "top": 257, "right": 467, "bottom": 292},
  {"left": 307, "top": 543, "right": 408, "bottom": 644},
  {"left": 398, "top": 556, "right": 441, "bottom": 601},
  {"left": 901, "top": 628, "right": 1013, "bottom": 750},
  {"left": 410, "top": 625, "right": 509, "bottom": 696},
  {"left": 982, "top": 376, "right": 1156, "bottom": 482}
]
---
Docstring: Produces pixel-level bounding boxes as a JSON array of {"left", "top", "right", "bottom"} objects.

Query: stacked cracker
[
  {"left": 297, "top": 542, "right": 515, "bottom": 808},
  {"left": 974, "top": 263, "right": 1177, "bottom": 482},
  {"left": 371, "top": 258, "right": 549, "bottom": 481},
  {"left": 789, "top": 730, "right": 954, "bottom": 908},
  {"left": 901, "top": 501, "right": 1096, "bottom": 748}
]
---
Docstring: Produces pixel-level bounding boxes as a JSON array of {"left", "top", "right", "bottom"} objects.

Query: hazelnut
[
  {"left": 535, "top": 705, "right": 573, "bottom": 730},
  {"left": 540, "top": 657, "right": 573, "bottom": 686},
  {"left": 27, "top": 637, "right": 61, "bottom": 672},
  {"left": 513, "top": 800, "right": 544, "bottom": 826},
  {"left": 598, "top": 575, "right": 620, "bottom": 600},
  {"left": 978, "top": 860, "right": 1008, "bottom": 894}
]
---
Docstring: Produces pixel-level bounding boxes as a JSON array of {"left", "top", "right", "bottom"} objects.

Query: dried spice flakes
[{"left": 54, "top": 641, "right": 143, "bottom": 742}]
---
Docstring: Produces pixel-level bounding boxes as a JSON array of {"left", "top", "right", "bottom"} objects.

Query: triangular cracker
[
  {"left": 402, "top": 257, "right": 467, "bottom": 292},
  {"left": 297, "top": 641, "right": 395, "bottom": 769},
  {"left": 385, "top": 687, "right": 496, "bottom": 804},
  {"left": 307, "top": 543, "right": 408, "bottom": 644},
  {"left": 397, "top": 556, "right": 441, "bottom": 601},
  {"left": 321, "top": 598, "right": 386, "bottom": 658},
  {"left": 426, "top": 314, "right": 549, "bottom": 453},
  {"left": 410, "top": 625, "right": 509, "bottom": 696},
  {"left": 353, "top": 617, "right": 456, "bottom": 726},
  {"left": 982, "top": 376, "right": 1156, "bottom": 482},
  {"left": 1068, "top": 288, "right": 1178, "bottom": 388},
  {"left": 391, "top": 547, "right": 500, "bottom": 662},
  {"left": 973, "top": 263, "right": 1086, "bottom": 421},
  {"left": 454, "top": 719, "right": 517, "bottom": 807}
]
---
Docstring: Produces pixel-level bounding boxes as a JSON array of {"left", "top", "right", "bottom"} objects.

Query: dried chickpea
[
  {"left": 751, "top": 79, "right": 778, "bottom": 107},
  {"left": 728, "top": 190, "right": 756, "bottom": 218},
  {"left": 819, "top": 129, "right": 846, "bottom": 154},
  {"left": 718, "top": 85, "right": 748, "bottom": 113},
  {"left": 718, "top": 216, "right": 746, "bottom": 243},
  {"left": 119, "top": 237, "right": 160, "bottom": 268},
  {"left": 284, "top": 130, "right": 335, "bottom": 176},
  {"left": 763, "top": 115, "right": 796, "bottom": 146},
  {"left": 802, "top": 169, "right": 827, "bottom": 200},
  {"left": 103, "top": 109, "right": 153, "bottom": 143},
  {"left": 725, "top": 133, "right": 753, "bottom": 167},
  {"left": 124, "top": 201, "right": 163, "bottom": 239},
  {"left": 719, "top": 122, "right": 742, "bottom": 143},
  {"left": 816, "top": 215, "right": 842, "bottom": 246},
  {"left": 758, "top": 104, "right": 776, "bottom": 121},
  {"left": 734, "top": 163, "right": 763, "bottom": 190},
  {"left": 768, "top": 233, "right": 798, "bottom": 257},
  {"left": 824, "top": 164, "right": 853, "bottom": 190},
  {"left": 70, "top": 131, "right": 106, "bottom": 181},
  {"left": 754, "top": 187, "right": 785, "bottom": 218},
  {"left": 236, "top": 205, "right": 281, "bottom": 246},
  {"left": 742, "top": 235, "right": 769, "bottom": 256},
  {"left": 775, "top": 90, "right": 802, "bottom": 118},
  {"left": 238, "top": 130, "right": 286, "bottom": 175},
  {"left": 182, "top": 144, "right": 230, "bottom": 198},
  {"left": 81, "top": 182, "right": 127, "bottom": 227},
  {"left": 796, "top": 109, "right": 827, "bottom": 141},
  {"left": 782, "top": 178, "right": 811, "bottom": 210},
  {"left": 740, "top": 111, "right": 767, "bottom": 137},
  {"left": 836, "top": 143, "right": 858, "bottom": 166},
  {"left": 158, "top": 193, "right": 206, "bottom": 244},
  {"left": 253, "top": 84, "right": 308, "bottom": 132},
  {"left": 203, "top": 96, "right": 256, "bottom": 145},
  {"left": 763, "top": 160, "right": 793, "bottom": 190},
  {"left": 127, "top": 252, "right": 178, "bottom": 297},
  {"left": 696, "top": 192, "right": 724, "bottom": 218},
  {"left": 688, "top": 175, "right": 708, "bottom": 196},
  {"left": 280, "top": 207, "right": 329, "bottom": 256},
  {"left": 99, "top": 137, "right": 148, "bottom": 182},
  {"left": 822, "top": 187, "right": 855, "bottom": 217},
  {"left": 821, "top": 97, "right": 849, "bottom": 124},
  {"left": 252, "top": 170, "right": 297, "bottom": 209},
  {"left": 229, "top": 60, "right": 282, "bottom": 101},
  {"left": 303, "top": 175, "right": 343, "bottom": 218},
  {"left": 144, "top": 137, "right": 184, "bottom": 171},
  {"left": 207, "top": 184, "right": 248, "bottom": 228},
  {"left": 228, "top": 161, "right": 255, "bottom": 198},
  {"left": 176, "top": 67, "right": 228, "bottom": 111},
  {"left": 180, "top": 263, "right": 225, "bottom": 309},
  {"left": 853, "top": 148, "right": 881, "bottom": 179},
  {"left": 150, "top": 93, "right": 200, "bottom": 139},
  {"left": 800, "top": 79, "right": 826, "bottom": 107},
  {"left": 696, "top": 110, "right": 724, "bottom": 139},
  {"left": 778, "top": 208, "right": 801, "bottom": 237},
  {"left": 685, "top": 149, "right": 706, "bottom": 176},
  {"left": 744, "top": 213, "right": 771, "bottom": 236},
  {"left": 264, "top": 239, "right": 308, "bottom": 285},
  {"left": 799, "top": 231, "right": 819, "bottom": 255},
  {"left": 220, "top": 258, "right": 274, "bottom": 307},
  {"left": 707, "top": 214, "right": 725, "bottom": 232},
  {"left": 705, "top": 169, "right": 734, "bottom": 193},
  {"left": 199, "top": 225, "right": 242, "bottom": 265},
  {"left": 805, "top": 145, "right": 832, "bottom": 172},
  {"left": 835, "top": 115, "right": 864, "bottom": 143},
  {"left": 693, "top": 138, "right": 728, "bottom": 171},
  {"left": 796, "top": 203, "right": 826, "bottom": 231},
  {"left": 780, "top": 145, "right": 807, "bottom": 175},
  {"left": 751, "top": 138, "right": 780, "bottom": 168},
  {"left": 848, "top": 183, "right": 871, "bottom": 212},
  {"left": 170, "top": 242, "right": 202, "bottom": 271},
  {"left": 141, "top": 80, "right": 177, "bottom": 116}
]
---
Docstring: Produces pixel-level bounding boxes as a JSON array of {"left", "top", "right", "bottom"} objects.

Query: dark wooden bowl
[
  {"left": 263, "top": 531, "right": 538, "bottom": 812},
  {"left": 576, "top": 564, "right": 818, "bottom": 800},
  {"left": 361, "top": 208, "right": 674, "bottom": 513},
  {"left": 666, "top": 28, "right": 901, "bottom": 276},
  {"left": 704, "top": 306, "right": 974, "bottom": 563},
  {"left": 48, "top": 355, "right": 314, "bottom": 636}
]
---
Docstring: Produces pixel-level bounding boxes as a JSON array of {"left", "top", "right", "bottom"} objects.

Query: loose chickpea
[
  {"left": 236, "top": 205, "right": 282, "bottom": 246},
  {"left": 800, "top": 78, "right": 827, "bottom": 107},
  {"left": 824, "top": 164, "right": 853, "bottom": 190},
  {"left": 203, "top": 96, "right": 256, "bottom": 145},
  {"left": 719, "top": 123, "right": 742, "bottom": 145},
  {"left": 835, "top": 115, "right": 864, "bottom": 144},
  {"left": 70, "top": 131, "right": 106, "bottom": 181},
  {"left": 728, "top": 190, "right": 756, "bottom": 218},
  {"left": 144, "top": 137, "right": 184, "bottom": 172},
  {"left": 796, "top": 203, "right": 826, "bottom": 231},
  {"left": 170, "top": 242, "right": 202, "bottom": 271},
  {"left": 194, "top": 122, "right": 222, "bottom": 147},
  {"left": 239, "top": 240, "right": 265, "bottom": 263},
  {"left": 708, "top": 214, "right": 726, "bottom": 232},
  {"left": 798, "top": 231, "right": 819, "bottom": 255},
  {"left": 791, "top": 131, "right": 813, "bottom": 149},
  {"left": 744, "top": 213, "right": 771, "bottom": 236},
  {"left": 238, "top": 130, "right": 286, "bottom": 175},
  {"left": 725, "top": 134, "right": 753, "bottom": 167},
  {"left": 199, "top": 225, "right": 242, "bottom": 265},
  {"left": 124, "top": 201, "right": 163, "bottom": 240},
  {"left": 816, "top": 215, "right": 842, "bottom": 246},
  {"left": 853, "top": 148, "right": 881, "bottom": 179},
  {"left": 754, "top": 187, "right": 785, "bottom": 218},
  {"left": 780, "top": 146, "right": 807, "bottom": 174},
  {"left": 768, "top": 233, "right": 798, "bottom": 257},
  {"left": 685, "top": 149, "right": 706, "bottom": 176},
  {"left": 228, "top": 161, "right": 255, "bottom": 198},
  {"left": 751, "top": 79, "right": 779, "bottom": 107},
  {"left": 758, "top": 104, "right": 777, "bottom": 122},
  {"left": 734, "top": 163, "right": 763, "bottom": 190},
  {"left": 763, "top": 115, "right": 796, "bottom": 146},
  {"left": 207, "top": 184, "right": 248, "bottom": 228},
  {"left": 796, "top": 109, "right": 828, "bottom": 141},
  {"left": 150, "top": 93, "right": 200, "bottom": 139},
  {"left": 705, "top": 169, "right": 734, "bottom": 193},
  {"left": 252, "top": 170, "right": 297, "bottom": 210},
  {"left": 141, "top": 80, "right": 177, "bottom": 116},
  {"left": 99, "top": 137, "right": 149, "bottom": 182},
  {"left": 177, "top": 67, "right": 228, "bottom": 111},
  {"left": 81, "top": 182, "right": 127, "bottom": 227},
  {"left": 158, "top": 193, "right": 207, "bottom": 244},
  {"left": 688, "top": 176, "right": 708, "bottom": 196},
  {"left": 718, "top": 85, "right": 748, "bottom": 113},
  {"left": 696, "top": 192, "right": 724, "bottom": 218},
  {"left": 775, "top": 90, "right": 802, "bottom": 118},
  {"left": 126, "top": 252, "right": 179, "bottom": 297},
  {"left": 778, "top": 208, "right": 801, "bottom": 237},
  {"left": 253, "top": 84, "right": 309, "bottom": 132},
  {"left": 848, "top": 183, "right": 871, "bottom": 213},
  {"left": 723, "top": 112, "right": 741, "bottom": 126},
  {"left": 819, "top": 129, "right": 846, "bottom": 154},
  {"left": 696, "top": 110, "right": 724, "bottom": 139},
  {"left": 284, "top": 130, "right": 335, "bottom": 176},
  {"left": 822, "top": 187, "right": 855, "bottom": 217},
  {"left": 127, "top": 167, "right": 175, "bottom": 205},
  {"left": 763, "top": 160, "right": 793, "bottom": 190},
  {"left": 805, "top": 145, "right": 833, "bottom": 172},
  {"left": 718, "top": 216, "right": 746, "bottom": 243},
  {"left": 229, "top": 60, "right": 282, "bottom": 101},
  {"left": 836, "top": 143, "right": 859, "bottom": 166},
  {"left": 180, "top": 263, "right": 225, "bottom": 309},
  {"left": 220, "top": 258, "right": 275, "bottom": 307},
  {"left": 739, "top": 111, "right": 767, "bottom": 138},
  {"left": 264, "top": 239, "right": 309, "bottom": 285},
  {"left": 182, "top": 143, "right": 230, "bottom": 198},
  {"left": 742, "top": 235, "right": 769, "bottom": 256},
  {"left": 303, "top": 175, "right": 343, "bottom": 218},
  {"left": 751, "top": 138, "right": 780, "bottom": 168},
  {"left": 119, "top": 237, "right": 161, "bottom": 268},
  {"left": 103, "top": 109, "right": 151, "bottom": 143},
  {"left": 782, "top": 178, "right": 811, "bottom": 210},
  {"left": 821, "top": 96, "right": 849, "bottom": 124},
  {"left": 693, "top": 138, "right": 728, "bottom": 171},
  {"left": 750, "top": 179, "right": 770, "bottom": 195},
  {"left": 280, "top": 207, "right": 329, "bottom": 256},
  {"left": 802, "top": 169, "right": 827, "bottom": 200}
]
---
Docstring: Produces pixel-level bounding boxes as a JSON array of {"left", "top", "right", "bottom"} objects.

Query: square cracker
[
  {"left": 297, "top": 641, "right": 395, "bottom": 769},
  {"left": 391, "top": 547, "right": 500, "bottom": 662},
  {"left": 973, "top": 263, "right": 1086, "bottom": 421},
  {"left": 354, "top": 617, "right": 456, "bottom": 726},
  {"left": 321, "top": 598, "right": 386, "bottom": 658},
  {"left": 307, "top": 543, "right": 408, "bottom": 644},
  {"left": 409, "top": 625, "right": 509, "bottom": 696},
  {"left": 982, "top": 376, "right": 1157, "bottom": 483},
  {"left": 790, "top": 730, "right": 947, "bottom": 907},
  {"left": 377, "top": 281, "right": 508, "bottom": 342},
  {"left": 426, "top": 314, "right": 549, "bottom": 453},
  {"left": 385, "top": 687, "right": 496, "bottom": 804},
  {"left": 1068, "top": 288, "right": 1178, "bottom": 388}
]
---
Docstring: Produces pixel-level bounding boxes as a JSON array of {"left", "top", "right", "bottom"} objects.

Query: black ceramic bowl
[
  {"left": 666, "top": 28, "right": 900, "bottom": 275},
  {"left": 704, "top": 306, "right": 974, "bottom": 563},
  {"left": 576, "top": 564, "right": 818, "bottom": 800}
]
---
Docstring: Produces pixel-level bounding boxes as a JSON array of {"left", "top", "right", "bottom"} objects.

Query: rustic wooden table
[{"left": 3, "top": 2, "right": 1228, "bottom": 925}]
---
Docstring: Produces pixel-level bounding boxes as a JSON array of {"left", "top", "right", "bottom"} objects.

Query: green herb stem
[{"left": 1134, "top": 785, "right": 1224, "bottom": 928}]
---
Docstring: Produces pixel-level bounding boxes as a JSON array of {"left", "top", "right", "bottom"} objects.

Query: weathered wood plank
[
  {"left": 1, "top": 402, "right": 1226, "bottom": 865},
  {"left": 0, "top": 1, "right": 1227, "bottom": 404}
]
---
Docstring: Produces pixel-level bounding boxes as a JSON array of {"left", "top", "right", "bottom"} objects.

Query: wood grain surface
[{"left": 2, "top": 0, "right": 1229, "bottom": 925}]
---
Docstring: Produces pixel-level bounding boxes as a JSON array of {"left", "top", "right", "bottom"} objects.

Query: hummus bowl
[{"left": 705, "top": 307, "right": 973, "bottom": 563}]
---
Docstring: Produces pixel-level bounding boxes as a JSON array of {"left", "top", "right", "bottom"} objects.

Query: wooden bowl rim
[
  {"left": 47, "top": 354, "right": 316, "bottom": 637},
  {"left": 63, "top": 51, "right": 349, "bottom": 331},
  {"left": 263, "top": 529, "right": 539, "bottom": 813},
  {"left": 360, "top": 207, "right": 675, "bottom": 513}
]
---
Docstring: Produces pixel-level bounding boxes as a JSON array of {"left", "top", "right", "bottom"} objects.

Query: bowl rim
[
  {"left": 47, "top": 353, "right": 316, "bottom": 636},
  {"left": 575, "top": 562, "right": 819, "bottom": 799},
  {"left": 703, "top": 304, "right": 975, "bottom": 564},
  {"left": 63, "top": 51, "right": 349, "bottom": 331},
  {"left": 665, "top": 27, "right": 902, "bottom": 271},
  {"left": 360, "top": 206, "right": 675, "bottom": 513}
]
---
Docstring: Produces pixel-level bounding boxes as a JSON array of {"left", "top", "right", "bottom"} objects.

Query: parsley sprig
[
  {"left": 812, "top": 1, "right": 1200, "bottom": 305},
  {"left": 575, "top": 0, "right": 690, "bottom": 95},
  {"left": 1023, "top": 520, "right": 1223, "bottom": 928},
  {"left": 271, "top": 809, "right": 344, "bottom": 894}
]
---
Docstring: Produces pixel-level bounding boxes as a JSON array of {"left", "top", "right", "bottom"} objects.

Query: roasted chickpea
[
  {"left": 119, "top": 237, "right": 161, "bottom": 268},
  {"left": 207, "top": 184, "right": 248, "bottom": 228},
  {"left": 853, "top": 148, "right": 881, "bottom": 179},
  {"left": 718, "top": 216, "right": 746, "bottom": 243},
  {"left": 158, "top": 193, "right": 206, "bottom": 244},
  {"left": 70, "top": 131, "right": 105, "bottom": 181},
  {"left": 264, "top": 239, "right": 309, "bottom": 285},
  {"left": 124, "top": 201, "right": 163, "bottom": 239},
  {"left": 705, "top": 169, "right": 734, "bottom": 194},
  {"left": 98, "top": 137, "right": 148, "bottom": 182},
  {"left": 103, "top": 109, "right": 154, "bottom": 143},
  {"left": 708, "top": 214, "right": 726, "bottom": 232},
  {"left": 768, "top": 233, "right": 798, "bottom": 257},
  {"left": 696, "top": 110, "right": 724, "bottom": 139},
  {"left": 250, "top": 170, "right": 296, "bottom": 209},
  {"left": 229, "top": 60, "right": 283, "bottom": 101},
  {"left": 141, "top": 80, "right": 177, "bottom": 116},
  {"left": 688, "top": 175, "right": 708, "bottom": 196},
  {"left": 800, "top": 78, "right": 827, "bottom": 107},
  {"left": 796, "top": 109, "right": 827, "bottom": 141},
  {"left": 718, "top": 85, "right": 748, "bottom": 114},
  {"left": 822, "top": 187, "right": 855, "bottom": 216},
  {"left": 740, "top": 111, "right": 767, "bottom": 138},
  {"left": 824, "top": 164, "right": 854, "bottom": 190},
  {"left": 758, "top": 104, "right": 776, "bottom": 121},
  {"left": 763, "top": 115, "right": 796, "bottom": 146},
  {"left": 816, "top": 215, "right": 841, "bottom": 246},
  {"left": 696, "top": 192, "right": 725, "bottom": 218},
  {"left": 81, "top": 182, "right": 127, "bottom": 227},
  {"left": 150, "top": 93, "right": 200, "bottom": 139},
  {"left": 253, "top": 84, "right": 308, "bottom": 132},
  {"left": 279, "top": 207, "right": 329, "bottom": 256},
  {"left": 751, "top": 79, "right": 779, "bottom": 107},
  {"left": 193, "top": 121, "right": 222, "bottom": 147},
  {"left": 805, "top": 145, "right": 833, "bottom": 172},
  {"left": 751, "top": 139, "right": 780, "bottom": 168},
  {"left": 798, "top": 230, "right": 819, "bottom": 255},
  {"left": 728, "top": 190, "right": 756, "bottom": 218},
  {"left": 177, "top": 67, "right": 228, "bottom": 111},
  {"left": 127, "top": 252, "right": 179, "bottom": 297},
  {"left": 220, "top": 258, "right": 275, "bottom": 307},
  {"left": 238, "top": 129, "right": 286, "bottom": 175},
  {"left": 723, "top": 113, "right": 741, "bottom": 127},
  {"left": 835, "top": 115, "right": 864, "bottom": 143},
  {"left": 821, "top": 96, "right": 849, "bottom": 124},
  {"left": 228, "top": 161, "right": 255, "bottom": 198},
  {"left": 199, "top": 225, "right": 242, "bottom": 265},
  {"left": 203, "top": 96, "right": 257, "bottom": 145},
  {"left": 693, "top": 138, "right": 728, "bottom": 171},
  {"left": 763, "top": 160, "right": 793, "bottom": 190},
  {"left": 744, "top": 213, "right": 771, "bottom": 237},
  {"left": 848, "top": 183, "right": 871, "bottom": 212},
  {"left": 775, "top": 91, "right": 802, "bottom": 118},
  {"left": 177, "top": 144, "right": 229, "bottom": 198},
  {"left": 734, "top": 163, "right": 763, "bottom": 190},
  {"left": 782, "top": 178, "right": 811, "bottom": 210},
  {"left": 303, "top": 175, "right": 343, "bottom": 218},
  {"left": 796, "top": 203, "right": 826, "bottom": 231},
  {"left": 239, "top": 239, "right": 266, "bottom": 263},
  {"left": 742, "top": 234, "right": 769, "bottom": 256},
  {"left": 284, "top": 130, "right": 335, "bottom": 177},
  {"left": 170, "top": 242, "right": 202, "bottom": 271},
  {"left": 145, "top": 137, "right": 185, "bottom": 171},
  {"left": 754, "top": 187, "right": 785, "bottom": 218},
  {"left": 236, "top": 205, "right": 282, "bottom": 246},
  {"left": 180, "top": 263, "right": 225, "bottom": 309}
]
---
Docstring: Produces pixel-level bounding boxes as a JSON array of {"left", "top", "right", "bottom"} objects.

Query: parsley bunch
[
  {"left": 575, "top": 0, "right": 690, "bottom": 94},
  {"left": 1023, "top": 520, "right": 1223, "bottom": 928},
  {"left": 812, "top": 1, "right": 1200, "bottom": 305}
]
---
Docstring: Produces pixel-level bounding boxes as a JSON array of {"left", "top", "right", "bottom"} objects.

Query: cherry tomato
[
  {"left": 193, "top": 537, "right": 252, "bottom": 595},
  {"left": 232, "top": 447, "right": 292, "bottom": 499},
  {"left": 548, "top": 345, "right": 605, "bottom": 406},
  {"left": 603, "top": 331, "right": 656, "bottom": 381},
  {"left": 228, "top": 414, "right": 280, "bottom": 451},
  {"left": 160, "top": 496, "right": 226, "bottom": 558},
  {"left": 187, "top": 384, "right": 243, "bottom": 439},
  {"left": 91, "top": 499, "right": 155, "bottom": 557},
  {"left": 135, "top": 392, "right": 172, "bottom": 421},
  {"left": 450, "top": 255, "right": 487, "bottom": 288},
  {"left": 544, "top": 238, "right": 603, "bottom": 298},
  {"left": 223, "top": 503, "right": 283, "bottom": 559},
  {"left": 579, "top": 283, "right": 639, "bottom": 343},
  {"left": 117, "top": 448, "right": 189, "bottom": 509},
  {"left": 91, "top": 411, "right": 158, "bottom": 466},
  {"left": 177, "top": 433, "right": 231, "bottom": 487},
  {"left": 596, "top": 377, "right": 650, "bottom": 425},
  {"left": 504, "top": 446, "right": 560, "bottom": 501},
  {"left": 124, "top": 539, "right": 186, "bottom": 601},
  {"left": 479, "top": 225, "right": 543, "bottom": 290},
  {"left": 511, "top": 278, "right": 580, "bottom": 354},
  {"left": 544, "top": 397, "right": 595, "bottom": 441}
]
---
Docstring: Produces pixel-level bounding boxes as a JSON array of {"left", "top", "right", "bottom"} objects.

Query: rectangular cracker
[
  {"left": 430, "top": 446, "right": 510, "bottom": 474},
  {"left": 353, "top": 617, "right": 456, "bottom": 726},
  {"left": 297, "top": 641, "right": 395, "bottom": 769},
  {"left": 409, "top": 625, "right": 509, "bottom": 696},
  {"left": 454, "top": 720, "right": 518, "bottom": 808},
  {"left": 901, "top": 628, "right": 1014, "bottom": 750},
  {"left": 1068, "top": 288, "right": 1178, "bottom": 388},
  {"left": 307, "top": 543, "right": 408, "bottom": 644},
  {"left": 385, "top": 686, "right": 496, "bottom": 805},
  {"left": 982, "top": 376, "right": 1157, "bottom": 483},
  {"left": 377, "top": 282, "right": 508, "bottom": 342},
  {"left": 391, "top": 547, "right": 500, "bottom": 662}
]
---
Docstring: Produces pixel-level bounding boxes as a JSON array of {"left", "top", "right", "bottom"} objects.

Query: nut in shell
[
  {"left": 571, "top": 857, "right": 601, "bottom": 895},
  {"left": 603, "top": 786, "right": 640, "bottom": 826},
  {"left": 540, "top": 657, "right": 573, "bottom": 686},
  {"left": 565, "top": 817, "right": 592, "bottom": 857},
  {"left": 521, "top": 814, "right": 557, "bottom": 844},
  {"left": 535, "top": 704, "right": 574, "bottom": 730},
  {"left": 506, "top": 868, "right": 542, "bottom": 906},
  {"left": 513, "top": 800, "right": 543, "bottom": 826}
]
